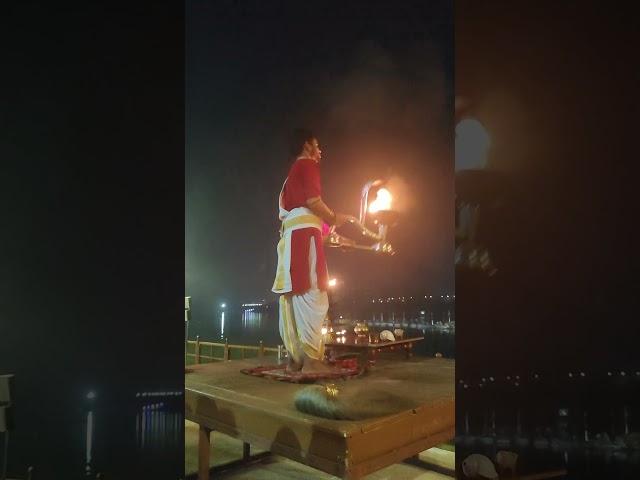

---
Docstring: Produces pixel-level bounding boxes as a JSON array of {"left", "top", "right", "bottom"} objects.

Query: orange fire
[{"left": 368, "top": 188, "right": 392, "bottom": 213}]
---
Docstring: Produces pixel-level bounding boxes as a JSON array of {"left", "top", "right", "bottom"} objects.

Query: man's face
[{"left": 306, "top": 138, "right": 322, "bottom": 162}]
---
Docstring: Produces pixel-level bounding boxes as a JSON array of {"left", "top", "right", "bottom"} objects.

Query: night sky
[{"left": 186, "top": 0, "right": 455, "bottom": 323}]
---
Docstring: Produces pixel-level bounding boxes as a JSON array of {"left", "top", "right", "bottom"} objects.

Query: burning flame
[{"left": 368, "top": 188, "right": 392, "bottom": 213}]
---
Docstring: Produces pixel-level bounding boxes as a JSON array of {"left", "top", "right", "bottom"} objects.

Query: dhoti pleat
[{"left": 278, "top": 236, "right": 328, "bottom": 363}]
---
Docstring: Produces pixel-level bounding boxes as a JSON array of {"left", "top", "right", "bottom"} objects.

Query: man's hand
[{"left": 307, "top": 197, "right": 354, "bottom": 227}]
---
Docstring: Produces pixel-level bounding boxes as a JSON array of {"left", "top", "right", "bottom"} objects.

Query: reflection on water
[
  {"left": 220, "top": 311, "right": 225, "bottom": 340},
  {"left": 242, "top": 309, "right": 264, "bottom": 329},
  {"left": 135, "top": 401, "right": 183, "bottom": 452},
  {"left": 9, "top": 390, "right": 183, "bottom": 478},
  {"left": 76, "top": 393, "right": 184, "bottom": 478},
  {"left": 85, "top": 410, "right": 94, "bottom": 476}
]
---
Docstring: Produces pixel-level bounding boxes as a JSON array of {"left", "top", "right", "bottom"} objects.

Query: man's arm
[{"left": 307, "top": 196, "right": 351, "bottom": 227}]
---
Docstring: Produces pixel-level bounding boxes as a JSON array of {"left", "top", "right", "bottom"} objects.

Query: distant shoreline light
[{"left": 136, "top": 391, "right": 183, "bottom": 398}]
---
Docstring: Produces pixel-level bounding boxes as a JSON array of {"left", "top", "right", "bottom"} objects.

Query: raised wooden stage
[{"left": 185, "top": 357, "right": 455, "bottom": 479}]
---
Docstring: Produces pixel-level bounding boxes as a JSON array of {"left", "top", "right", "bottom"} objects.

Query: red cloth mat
[{"left": 240, "top": 364, "right": 363, "bottom": 383}]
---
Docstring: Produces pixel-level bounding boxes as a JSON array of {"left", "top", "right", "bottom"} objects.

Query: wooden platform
[{"left": 185, "top": 357, "right": 454, "bottom": 480}]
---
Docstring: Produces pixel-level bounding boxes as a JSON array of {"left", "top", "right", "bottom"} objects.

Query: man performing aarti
[{"left": 272, "top": 129, "right": 352, "bottom": 374}]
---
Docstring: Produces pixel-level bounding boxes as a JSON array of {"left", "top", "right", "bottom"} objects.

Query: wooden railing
[{"left": 185, "top": 336, "right": 284, "bottom": 365}]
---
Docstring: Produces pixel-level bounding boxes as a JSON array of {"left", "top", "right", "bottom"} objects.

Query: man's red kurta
[{"left": 282, "top": 158, "right": 329, "bottom": 293}]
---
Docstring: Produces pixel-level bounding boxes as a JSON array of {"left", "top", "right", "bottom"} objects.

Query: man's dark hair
[{"left": 289, "top": 128, "right": 315, "bottom": 158}]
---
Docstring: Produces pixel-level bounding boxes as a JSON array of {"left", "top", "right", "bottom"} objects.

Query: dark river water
[{"left": 6, "top": 391, "right": 184, "bottom": 480}]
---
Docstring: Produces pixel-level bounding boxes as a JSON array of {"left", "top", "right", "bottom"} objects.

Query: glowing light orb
[{"left": 368, "top": 188, "right": 392, "bottom": 213}]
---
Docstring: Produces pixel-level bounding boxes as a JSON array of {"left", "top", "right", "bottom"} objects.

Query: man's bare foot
[
  {"left": 286, "top": 359, "right": 303, "bottom": 373},
  {"left": 301, "top": 358, "right": 334, "bottom": 374}
]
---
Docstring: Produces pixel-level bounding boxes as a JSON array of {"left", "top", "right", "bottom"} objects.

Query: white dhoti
[{"left": 278, "top": 237, "right": 328, "bottom": 363}]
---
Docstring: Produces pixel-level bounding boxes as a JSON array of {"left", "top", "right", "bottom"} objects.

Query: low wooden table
[
  {"left": 185, "top": 357, "right": 454, "bottom": 480},
  {"left": 324, "top": 337, "right": 424, "bottom": 366}
]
